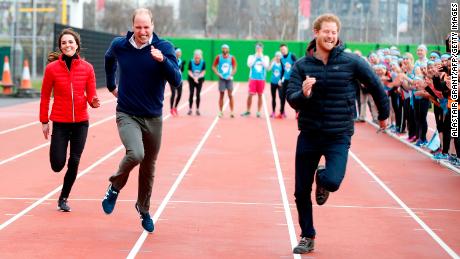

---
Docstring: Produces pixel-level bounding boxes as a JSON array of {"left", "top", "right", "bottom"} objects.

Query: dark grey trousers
[{"left": 110, "top": 111, "right": 162, "bottom": 213}]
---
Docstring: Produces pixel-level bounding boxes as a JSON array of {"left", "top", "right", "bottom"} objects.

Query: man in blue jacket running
[
  {"left": 286, "top": 13, "right": 389, "bottom": 254},
  {"left": 101, "top": 8, "right": 181, "bottom": 233}
]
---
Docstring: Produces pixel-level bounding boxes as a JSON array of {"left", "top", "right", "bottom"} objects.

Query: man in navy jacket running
[
  {"left": 101, "top": 8, "right": 181, "bottom": 233},
  {"left": 286, "top": 13, "right": 389, "bottom": 254}
]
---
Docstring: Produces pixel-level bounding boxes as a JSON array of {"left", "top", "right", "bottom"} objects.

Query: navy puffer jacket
[{"left": 286, "top": 39, "right": 389, "bottom": 136}]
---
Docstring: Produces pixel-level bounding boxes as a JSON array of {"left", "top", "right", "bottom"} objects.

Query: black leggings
[
  {"left": 442, "top": 109, "right": 460, "bottom": 154},
  {"left": 50, "top": 121, "right": 89, "bottom": 199},
  {"left": 414, "top": 98, "right": 430, "bottom": 142},
  {"left": 270, "top": 83, "right": 281, "bottom": 112},
  {"left": 389, "top": 89, "right": 403, "bottom": 130},
  {"left": 280, "top": 80, "right": 288, "bottom": 113},
  {"left": 188, "top": 78, "right": 204, "bottom": 109},
  {"left": 170, "top": 82, "right": 183, "bottom": 109},
  {"left": 404, "top": 98, "right": 416, "bottom": 138},
  {"left": 433, "top": 105, "right": 445, "bottom": 133}
]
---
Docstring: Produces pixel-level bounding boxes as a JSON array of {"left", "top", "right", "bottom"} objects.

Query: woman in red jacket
[{"left": 40, "top": 28, "right": 100, "bottom": 212}]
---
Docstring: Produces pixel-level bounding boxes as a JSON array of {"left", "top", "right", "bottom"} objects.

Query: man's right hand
[{"left": 302, "top": 76, "right": 316, "bottom": 97}]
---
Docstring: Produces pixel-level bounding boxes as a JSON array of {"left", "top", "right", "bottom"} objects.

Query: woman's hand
[
  {"left": 42, "top": 123, "right": 49, "bottom": 140},
  {"left": 91, "top": 96, "right": 100, "bottom": 108}
]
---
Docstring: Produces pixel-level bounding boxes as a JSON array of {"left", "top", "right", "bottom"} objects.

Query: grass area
[{"left": 32, "top": 79, "right": 42, "bottom": 90}]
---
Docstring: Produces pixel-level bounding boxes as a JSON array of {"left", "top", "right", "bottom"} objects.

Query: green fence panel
[
  {"left": 343, "top": 42, "right": 376, "bottom": 56},
  {"left": 167, "top": 37, "right": 309, "bottom": 82},
  {"left": 166, "top": 38, "right": 445, "bottom": 82}
]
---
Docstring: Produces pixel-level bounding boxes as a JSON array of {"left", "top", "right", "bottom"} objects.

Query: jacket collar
[
  {"left": 58, "top": 54, "right": 80, "bottom": 66},
  {"left": 58, "top": 53, "right": 80, "bottom": 61},
  {"left": 125, "top": 31, "right": 160, "bottom": 48}
]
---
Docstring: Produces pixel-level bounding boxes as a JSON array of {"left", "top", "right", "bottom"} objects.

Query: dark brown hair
[
  {"left": 47, "top": 51, "right": 60, "bottom": 63},
  {"left": 58, "top": 28, "right": 81, "bottom": 54}
]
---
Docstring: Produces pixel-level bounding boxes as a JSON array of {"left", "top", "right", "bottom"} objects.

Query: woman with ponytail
[{"left": 39, "top": 28, "right": 100, "bottom": 212}]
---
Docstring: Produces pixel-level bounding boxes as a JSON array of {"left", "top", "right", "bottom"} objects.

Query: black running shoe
[
  {"left": 57, "top": 198, "right": 71, "bottom": 212},
  {"left": 315, "top": 165, "right": 330, "bottom": 205},
  {"left": 135, "top": 203, "right": 154, "bottom": 233},
  {"left": 293, "top": 237, "right": 315, "bottom": 254}
]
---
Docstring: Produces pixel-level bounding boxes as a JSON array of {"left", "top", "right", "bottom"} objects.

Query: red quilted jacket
[{"left": 40, "top": 54, "right": 97, "bottom": 123}]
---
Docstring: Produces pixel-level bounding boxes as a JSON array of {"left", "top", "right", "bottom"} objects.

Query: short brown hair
[
  {"left": 58, "top": 28, "right": 81, "bottom": 54},
  {"left": 312, "top": 13, "right": 341, "bottom": 32},
  {"left": 132, "top": 8, "right": 153, "bottom": 24}
]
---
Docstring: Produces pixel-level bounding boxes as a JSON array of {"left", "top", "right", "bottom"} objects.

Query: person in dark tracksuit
[
  {"left": 102, "top": 8, "right": 181, "bottom": 233},
  {"left": 40, "top": 29, "right": 100, "bottom": 212},
  {"left": 286, "top": 13, "right": 389, "bottom": 254}
]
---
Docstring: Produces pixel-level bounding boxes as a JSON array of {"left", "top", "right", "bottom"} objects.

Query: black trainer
[
  {"left": 135, "top": 203, "right": 154, "bottom": 233},
  {"left": 293, "top": 237, "right": 315, "bottom": 254},
  {"left": 57, "top": 198, "right": 71, "bottom": 212},
  {"left": 102, "top": 184, "right": 119, "bottom": 214},
  {"left": 315, "top": 165, "right": 330, "bottom": 205}
]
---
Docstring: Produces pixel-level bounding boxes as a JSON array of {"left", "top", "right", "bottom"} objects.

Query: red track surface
[{"left": 0, "top": 82, "right": 458, "bottom": 259}]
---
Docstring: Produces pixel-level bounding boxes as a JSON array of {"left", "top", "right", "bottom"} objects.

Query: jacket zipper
[
  {"left": 65, "top": 61, "right": 75, "bottom": 122},
  {"left": 70, "top": 82, "right": 75, "bottom": 122}
]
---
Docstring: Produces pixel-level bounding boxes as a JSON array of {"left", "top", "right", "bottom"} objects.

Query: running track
[{"left": 0, "top": 82, "right": 458, "bottom": 259}]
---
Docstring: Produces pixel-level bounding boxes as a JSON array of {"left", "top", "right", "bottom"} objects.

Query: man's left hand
[{"left": 151, "top": 46, "right": 164, "bottom": 62}]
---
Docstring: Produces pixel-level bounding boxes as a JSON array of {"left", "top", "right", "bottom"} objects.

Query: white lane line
[
  {"left": 350, "top": 151, "right": 459, "bottom": 259},
  {"left": 0, "top": 121, "right": 39, "bottom": 135},
  {"left": 3, "top": 197, "right": 460, "bottom": 213},
  {"left": 262, "top": 94, "right": 300, "bottom": 259},
  {"left": 365, "top": 119, "right": 460, "bottom": 175},
  {"left": 0, "top": 146, "right": 124, "bottom": 231},
  {"left": 126, "top": 83, "right": 239, "bottom": 259},
  {"left": 0, "top": 142, "right": 51, "bottom": 166},
  {"left": 0, "top": 90, "right": 180, "bottom": 166},
  {"left": 0, "top": 99, "right": 116, "bottom": 136},
  {"left": 0, "top": 84, "right": 215, "bottom": 230},
  {"left": 0, "top": 115, "right": 115, "bottom": 166}
]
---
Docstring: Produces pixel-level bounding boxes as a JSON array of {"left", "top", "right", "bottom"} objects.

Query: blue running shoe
[
  {"left": 453, "top": 158, "right": 460, "bottom": 167},
  {"left": 102, "top": 184, "right": 119, "bottom": 214},
  {"left": 135, "top": 203, "right": 154, "bottom": 233},
  {"left": 433, "top": 153, "right": 449, "bottom": 160},
  {"left": 415, "top": 140, "right": 423, "bottom": 147},
  {"left": 241, "top": 111, "right": 250, "bottom": 117}
]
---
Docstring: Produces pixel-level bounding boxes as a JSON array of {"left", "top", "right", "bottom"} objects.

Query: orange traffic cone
[
  {"left": 1, "top": 56, "right": 13, "bottom": 95},
  {"left": 20, "top": 59, "right": 32, "bottom": 89}
]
